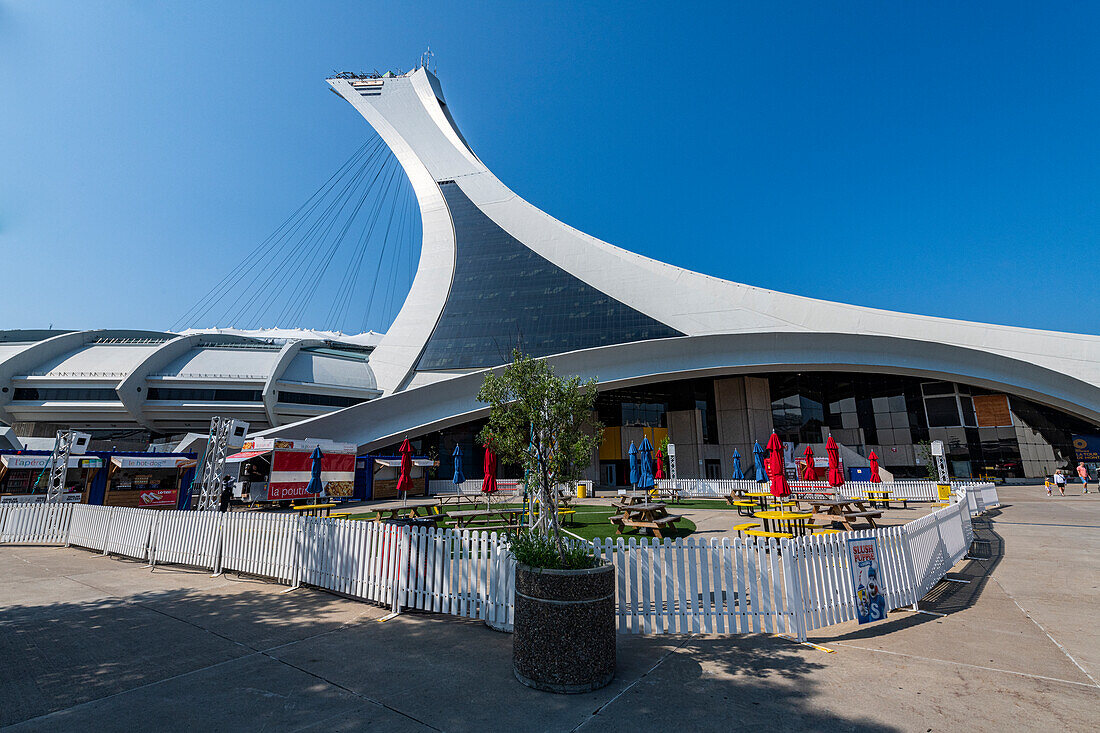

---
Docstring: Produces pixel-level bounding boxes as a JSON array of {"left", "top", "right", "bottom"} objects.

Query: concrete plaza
[{"left": 1, "top": 484, "right": 1096, "bottom": 732}]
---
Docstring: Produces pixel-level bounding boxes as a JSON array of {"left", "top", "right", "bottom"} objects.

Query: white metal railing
[
  {"left": 427, "top": 479, "right": 593, "bottom": 498},
  {"left": 0, "top": 503, "right": 72, "bottom": 544},
  {"left": 4, "top": 481, "right": 996, "bottom": 642},
  {"left": 657, "top": 478, "right": 990, "bottom": 503}
]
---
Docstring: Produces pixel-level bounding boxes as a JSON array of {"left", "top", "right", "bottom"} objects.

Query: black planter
[{"left": 512, "top": 562, "right": 615, "bottom": 693}]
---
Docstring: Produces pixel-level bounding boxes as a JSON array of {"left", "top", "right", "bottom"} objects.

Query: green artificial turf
[{"left": 347, "top": 501, "right": 696, "bottom": 541}]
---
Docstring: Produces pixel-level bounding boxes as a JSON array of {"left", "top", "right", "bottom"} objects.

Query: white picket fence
[
  {"left": 592, "top": 535, "right": 796, "bottom": 635},
  {"left": 428, "top": 479, "right": 594, "bottom": 498},
  {"left": 657, "top": 478, "right": 991, "bottom": 503},
  {"left": 3, "top": 481, "right": 997, "bottom": 641}
]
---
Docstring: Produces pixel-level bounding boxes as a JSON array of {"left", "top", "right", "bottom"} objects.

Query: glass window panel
[
  {"left": 925, "top": 396, "right": 962, "bottom": 427},
  {"left": 417, "top": 183, "right": 684, "bottom": 370}
]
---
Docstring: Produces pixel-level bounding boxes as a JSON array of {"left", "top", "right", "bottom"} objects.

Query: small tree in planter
[{"left": 477, "top": 351, "right": 614, "bottom": 693}]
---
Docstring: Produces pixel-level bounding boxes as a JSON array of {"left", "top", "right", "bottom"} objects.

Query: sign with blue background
[
  {"left": 846, "top": 537, "right": 887, "bottom": 624},
  {"left": 1072, "top": 435, "right": 1100, "bottom": 462}
]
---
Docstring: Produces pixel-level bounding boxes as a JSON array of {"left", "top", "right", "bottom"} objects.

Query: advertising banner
[
  {"left": 139, "top": 489, "right": 178, "bottom": 507},
  {"left": 846, "top": 537, "right": 887, "bottom": 624},
  {"left": 1072, "top": 435, "right": 1100, "bottom": 462},
  {"left": 0, "top": 493, "right": 81, "bottom": 504}
]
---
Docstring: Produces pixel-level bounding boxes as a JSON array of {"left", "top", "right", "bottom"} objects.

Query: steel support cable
[
  {"left": 183, "top": 140, "right": 378, "bottom": 329},
  {"left": 329, "top": 159, "right": 406, "bottom": 329},
  {"left": 172, "top": 141, "right": 370, "bottom": 330},
  {"left": 333, "top": 162, "right": 405, "bottom": 329},
  {"left": 288, "top": 158, "right": 404, "bottom": 325},
  {"left": 261, "top": 140, "right": 395, "bottom": 326},
  {"left": 279, "top": 148, "right": 400, "bottom": 325},
  {"left": 222, "top": 139, "right": 387, "bottom": 326},
  {"left": 360, "top": 168, "right": 415, "bottom": 333},
  {"left": 324, "top": 157, "right": 402, "bottom": 327},
  {"left": 380, "top": 185, "right": 413, "bottom": 326},
  {"left": 171, "top": 139, "right": 374, "bottom": 330},
  {"left": 226, "top": 139, "right": 388, "bottom": 326}
]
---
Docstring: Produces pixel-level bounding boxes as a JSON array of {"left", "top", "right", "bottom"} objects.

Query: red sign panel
[{"left": 139, "top": 489, "right": 178, "bottom": 507}]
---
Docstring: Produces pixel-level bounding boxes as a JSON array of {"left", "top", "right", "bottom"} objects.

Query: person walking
[
  {"left": 1053, "top": 469, "right": 1067, "bottom": 496},
  {"left": 1077, "top": 463, "right": 1091, "bottom": 494}
]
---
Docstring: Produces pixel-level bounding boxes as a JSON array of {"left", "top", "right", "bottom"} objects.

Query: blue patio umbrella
[
  {"left": 752, "top": 441, "right": 767, "bottom": 483},
  {"left": 637, "top": 436, "right": 655, "bottom": 490},
  {"left": 305, "top": 447, "right": 324, "bottom": 495},
  {"left": 628, "top": 441, "right": 639, "bottom": 488},
  {"left": 452, "top": 444, "right": 465, "bottom": 485},
  {"left": 731, "top": 449, "right": 745, "bottom": 480}
]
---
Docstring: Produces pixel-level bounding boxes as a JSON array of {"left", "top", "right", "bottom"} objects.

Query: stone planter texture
[{"left": 512, "top": 562, "right": 616, "bottom": 693}]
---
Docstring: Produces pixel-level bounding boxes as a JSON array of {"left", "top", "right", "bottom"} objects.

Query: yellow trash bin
[{"left": 576, "top": 484, "right": 588, "bottom": 499}]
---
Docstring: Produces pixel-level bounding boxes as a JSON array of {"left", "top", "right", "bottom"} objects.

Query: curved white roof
[
  {"left": 154, "top": 346, "right": 283, "bottom": 381},
  {"left": 0, "top": 329, "right": 381, "bottom": 432}
]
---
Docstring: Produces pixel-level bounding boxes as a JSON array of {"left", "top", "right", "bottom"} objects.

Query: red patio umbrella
[
  {"left": 481, "top": 443, "right": 498, "bottom": 497},
  {"left": 826, "top": 436, "right": 845, "bottom": 487},
  {"left": 868, "top": 450, "right": 882, "bottom": 483},
  {"left": 801, "top": 445, "right": 818, "bottom": 481},
  {"left": 396, "top": 437, "right": 414, "bottom": 504},
  {"left": 654, "top": 448, "right": 665, "bottom": 480},
  {"left": 766, "top": 433, "right": 789, "bottom": 497}
]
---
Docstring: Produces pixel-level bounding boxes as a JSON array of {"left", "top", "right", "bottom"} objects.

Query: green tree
[{"left": 477, "top": 351, "right": 603, "bottom": 564}]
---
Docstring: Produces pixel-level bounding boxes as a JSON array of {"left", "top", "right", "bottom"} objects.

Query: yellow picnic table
[
  {"left": 754, "top": 510, "right": 813, "bottom": 536},
  {"left": 293, "top": 503, "right": 337, "bottom": 517},
  {"left": 863, "top": 489, "right": 898, "bottom": 509}
]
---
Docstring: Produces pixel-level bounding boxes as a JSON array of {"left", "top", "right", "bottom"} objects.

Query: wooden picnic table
[
  {"left": 447, "top": 507, "right": 525, "bottom": 529},
  {"left": 609, "top": 501, "right": 683, "bottom": 539},
  {"left": 293, "top": 503, "right": 338, "bottom": 517},
  {"left": 806, "top": 498, "right": 881, "bottom": 531},
  {"left": 373, "top": 504, "right": 444, "bottom": 523}
]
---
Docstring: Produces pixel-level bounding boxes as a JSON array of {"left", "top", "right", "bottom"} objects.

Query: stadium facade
[
  {"left": 0, "top": 328, "right": 380, "bottom": 447},
  {"left": 257, "top": 67, "right": 1100, "bottom": 481}
]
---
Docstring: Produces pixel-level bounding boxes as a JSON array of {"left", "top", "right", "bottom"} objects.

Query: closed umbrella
[
  {"left": 654, "top": 448, "right": 665, "bottom": 480},
  {"left": 452, "top": 444, "right": 465, "bottom": 487},
  {"left": 731, "top": 449, "right": 745, "bottom": 480},
  {"left": 766, "top": 432, "right": 789, "bottom": 497},
  {"left": 826, "top": 436, "right": 845, "bottom": 488},
  {"left": 868, "top": 450, "right": 882, "bottom": 483},
  {"left": 802, "top": 445, "right": 818, "bottom": 481},
  {"left": 482, "top": 443, "right": 498, "bottom": 508},
  {"left": 752, "top": 441, "right": 767, "bottom": 483},
  {"left": 305, "top": 446, "right": 324, "bottom": 497},
  {"left": 628, "top": 441, "right": 639, "bottom": 489},
  {"left": 637, "top": 436, "right": 655, "bottom": 491},
  {"left": 396, "top": 438, "right": 414, "bottom": 506}
]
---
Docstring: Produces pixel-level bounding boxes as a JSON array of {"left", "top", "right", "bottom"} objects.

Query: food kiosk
[
  {"left": 0, "top": 451, "right": 98, "bottom": 504},
  {"left": 104, "top": 453, "right": 195, "bottom": 508},
  {"left": 227, "top": 438, "right": 356, "bottom": 503}
]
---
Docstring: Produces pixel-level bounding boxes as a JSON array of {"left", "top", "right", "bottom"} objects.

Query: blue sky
[{"left": 2, "top": 1, "right": 1098, "bottom": 336}]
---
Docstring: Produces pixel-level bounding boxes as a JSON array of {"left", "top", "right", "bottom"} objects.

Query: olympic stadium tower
[{"left": 261, "top": 67, "right": 1100, "bottom": 482}]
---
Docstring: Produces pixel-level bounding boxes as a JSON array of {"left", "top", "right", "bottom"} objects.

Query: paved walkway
[{"left": 1, "top": 485, "right": 1097, "bottom": 731}]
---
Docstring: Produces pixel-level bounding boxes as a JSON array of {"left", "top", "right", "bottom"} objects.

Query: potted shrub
[{"left": 477, "top": 351, "right": 614, "bottom": 693}]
